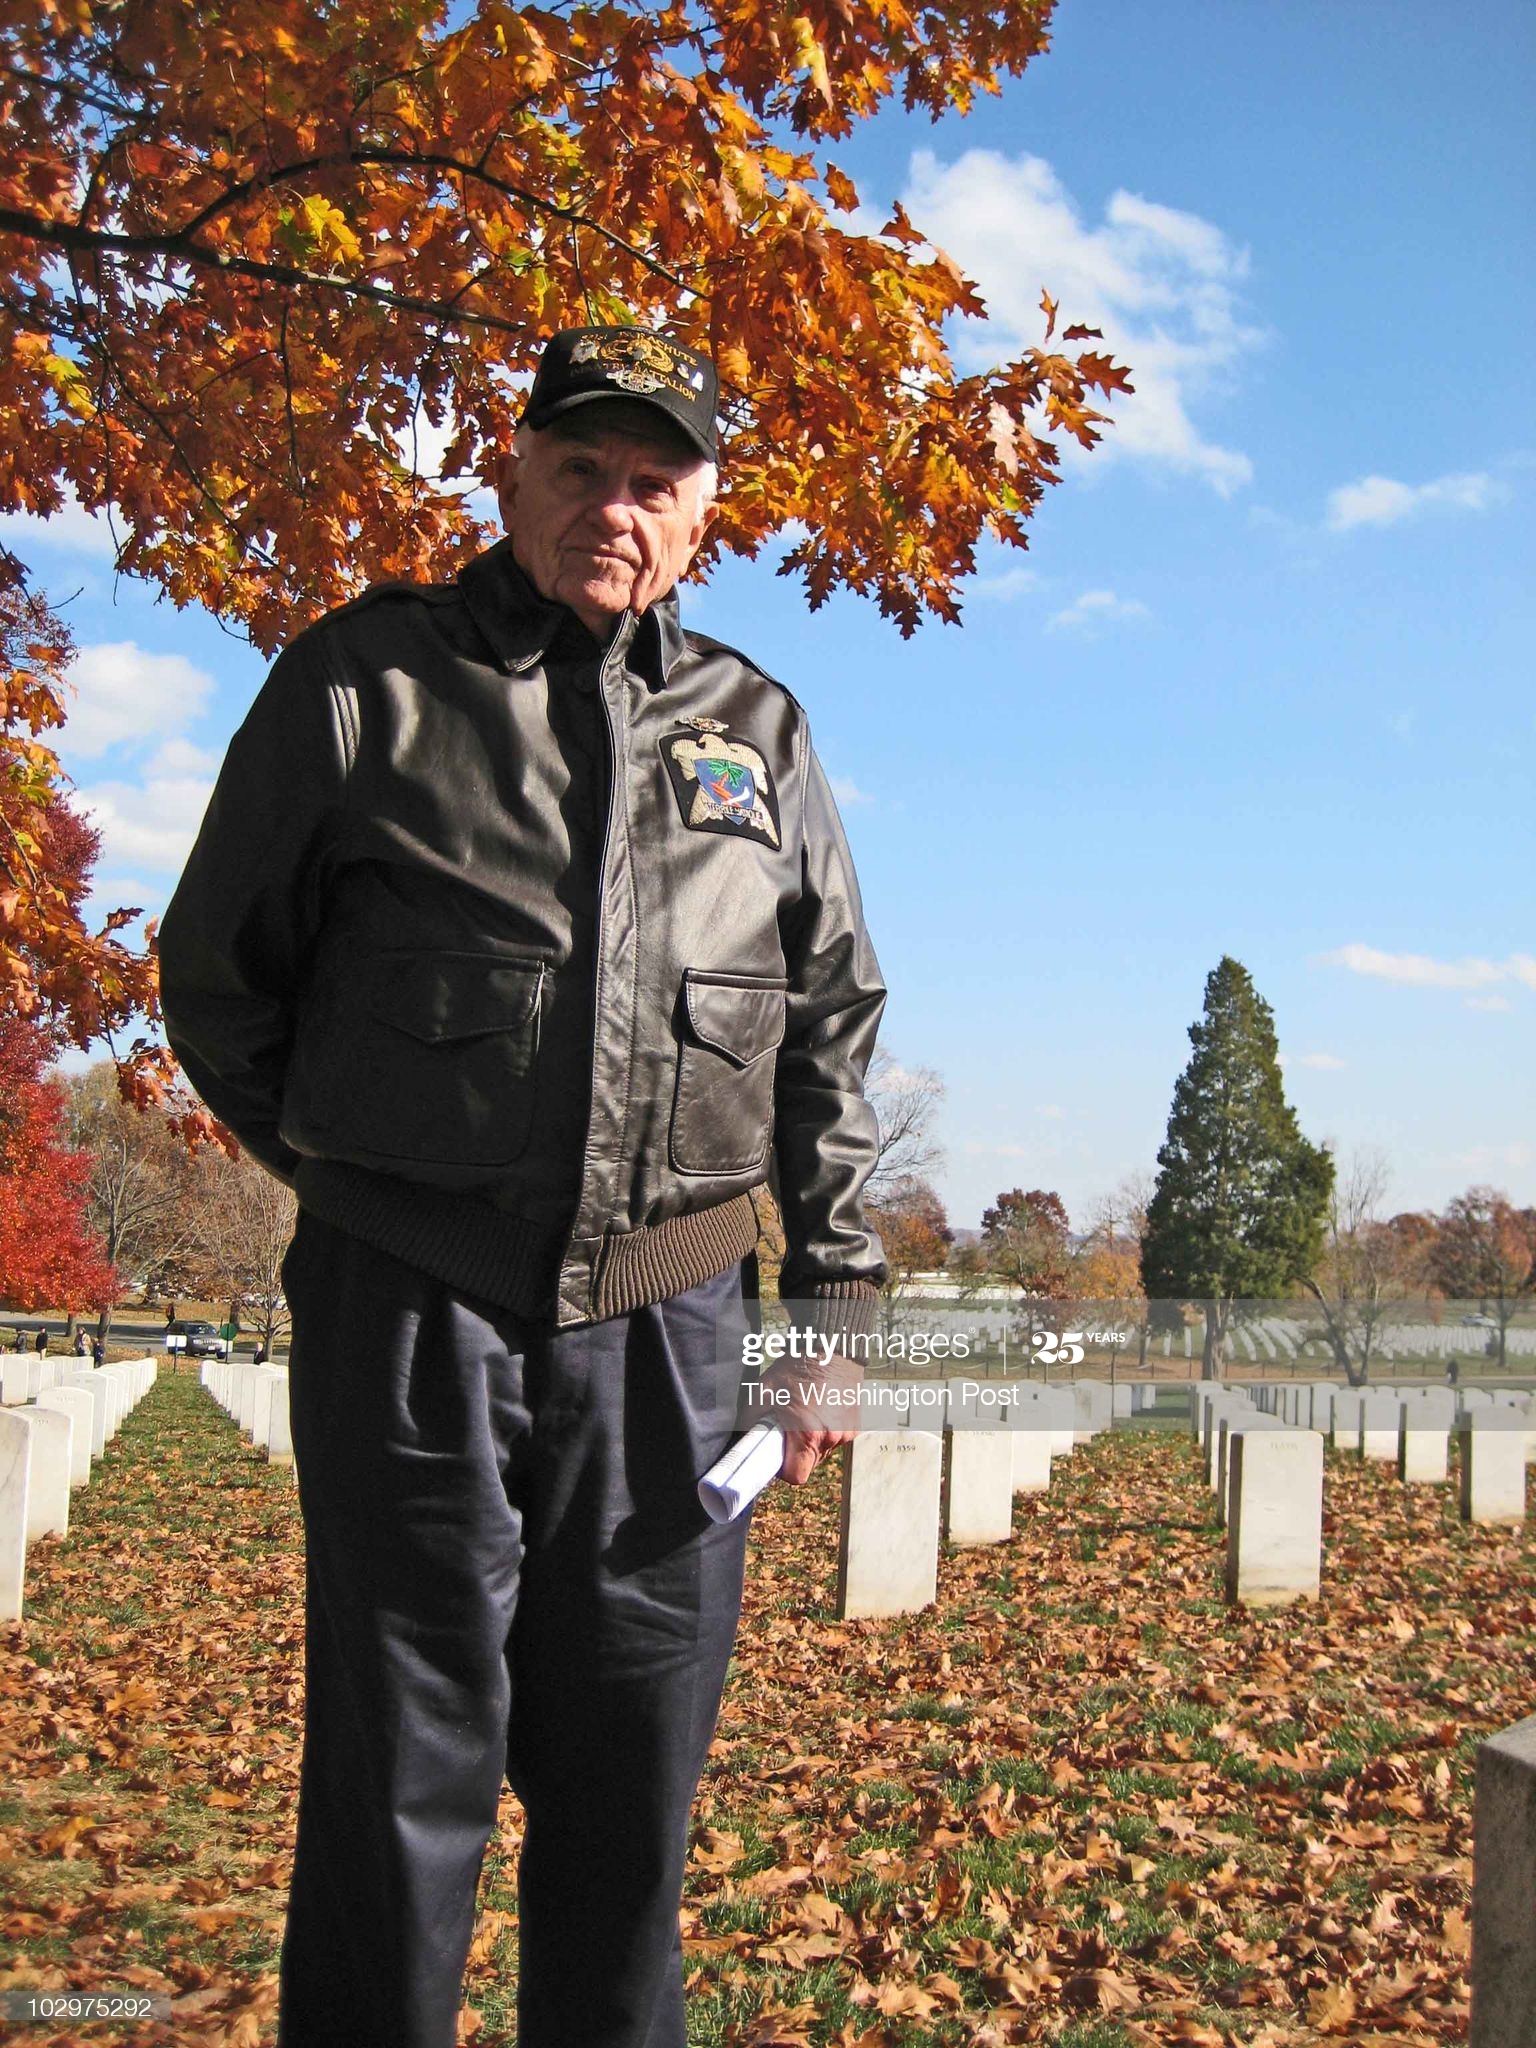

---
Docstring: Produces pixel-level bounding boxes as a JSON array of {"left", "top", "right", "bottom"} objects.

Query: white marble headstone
[
  {"left": 1398, "top": 1407, "right": 1449, "bottom": 1484},
  {"left": 1227, "top": 1429, "right": 1324, "bottom": 1608},
  {"left": 0, "top": 1408, "right": 33, "bottom": 1620},
  {"left": 36, "top": 1388, "right": 93, "bottom": 1485},
  {"left": 1218, "top": 1414, "right": 1282, "bottom": 1527},
  {"left": 1330, "top": 1387, "right": 1364, "bottom": 1445},
  {"left": 266, "top": 1371, "right": 294, "bottom": 1467},
  {"left": 836, "top": 1431, "right": 942, "bottom": 1619},
  {"left": 22, "top": 1403, "right": 71, "bottom": 1540},
  {"left": 943, "top": 1429, "right": 1014, "bottom": 1544},
  {"left": 1071, "top": 1380, "right": 1112, "bottom": 1444},
  {"left": 1460, "top": 1413, "right": 1527, "bottom": 1528},
  {"left": 1358, "top": 1390, "right": 1402, "bottom": 1462},
  {"left": 61, "top": 1371, "right": 108, "bottom": 1460}
]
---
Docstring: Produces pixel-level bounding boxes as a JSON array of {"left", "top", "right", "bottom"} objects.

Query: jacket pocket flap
[
  {"left": 371, "top": 955, "right": 545, "bottom": 1044},
  {"left": 683, "top": 972, "right": 786, "bottom": 1069}
]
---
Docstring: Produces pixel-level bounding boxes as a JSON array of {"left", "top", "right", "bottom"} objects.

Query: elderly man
[{"left": 158, "top": 326, "right": 885, "bottom": 2048}]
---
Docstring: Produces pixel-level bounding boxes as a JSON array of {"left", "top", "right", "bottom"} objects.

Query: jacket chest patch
[{"left": 661, "top": 720, "right": 781, "bottom": 849}]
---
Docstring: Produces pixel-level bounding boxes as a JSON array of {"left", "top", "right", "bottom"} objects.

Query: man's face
[{"left": 496, "top": 416, "right": 715, "bottom": 635}]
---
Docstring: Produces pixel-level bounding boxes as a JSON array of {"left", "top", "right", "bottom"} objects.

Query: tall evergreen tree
[{"left": 1141, "top": 957, "right": 1332, "bottom": 1378}]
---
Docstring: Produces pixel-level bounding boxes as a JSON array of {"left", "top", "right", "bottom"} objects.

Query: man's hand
[
  {"left": 780, "top": 1429, "right": 853, "bottom": 1485},
  {"left": 758, "top": 1344, "right": 863, "bottom": 1487}
]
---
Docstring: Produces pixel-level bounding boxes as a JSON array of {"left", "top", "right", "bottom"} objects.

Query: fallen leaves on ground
[
  {"left": 1, "top": 1374, "right": 1530, "bottom": 2044},
  {"left": 687, "top": 1412, "right": 1530, "bottom": 2045}
]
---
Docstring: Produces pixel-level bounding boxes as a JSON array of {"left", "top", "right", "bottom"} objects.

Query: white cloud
[
  {"left": 1325, "top": 470, "right": 1508, "bottom": 532},
  {"left": 829, "top": 775, "right": 872, "bottom": 807},
  {"left": 902, "top": 149, "right": 1261, "bottom": 493},
  {"left": 1467, "top": 995, "right": 1512, "bottom": 1013},
  {"left": 1318, "top": 943, "right": 1536, "bottom": 992},
  {"left": 59, "top": 641, "right": 214, "bottom": 760},
  {"left": 75, "top": 740, "right": 218, "bottom": 874},
  {"left": 91, "top": 877, "right": 154, "bottom": 906},
  {"left": 1047, "top": 588, "right": 1150, "bottom": 633},
  {"left": 967, "top": 566, "right": 1039, "bottom": 602},
  {"left": 1034, "top": 1105, "right": 1067, "bottom": 1120},
  {"left": 147, "top": 736, "right": 221, "bottom": 777},
  {"left": 0, "top": 490, "right": 120, "bottom": 559}
]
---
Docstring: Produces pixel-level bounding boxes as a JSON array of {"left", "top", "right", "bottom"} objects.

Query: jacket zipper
[{"left": 557, "top": 616, "right": 638, "bottom": 1323}]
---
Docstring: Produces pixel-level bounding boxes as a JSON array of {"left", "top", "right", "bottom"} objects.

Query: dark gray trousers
[{"left": 277, "top": 1213, "right": 752, "bottom": 2048}]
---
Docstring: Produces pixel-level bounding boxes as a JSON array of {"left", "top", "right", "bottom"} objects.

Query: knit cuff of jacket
[{"left": 797, "top": 1279, "right": 881, "bottom": 1344}]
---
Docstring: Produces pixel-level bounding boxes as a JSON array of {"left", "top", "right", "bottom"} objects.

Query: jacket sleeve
[
  {"left": 157, "top": 636, "right": 351, "bottom": 1182},
  {"left": 773, "top": 730, "right": 888, "bottom": 1325}
]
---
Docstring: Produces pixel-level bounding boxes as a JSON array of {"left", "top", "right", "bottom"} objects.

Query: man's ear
[
  {"left": 494, "top": 452, "right": 518, "bottom": 531},
  {"left": 688, "top": 498, "right": 719, "bottom": 552}
]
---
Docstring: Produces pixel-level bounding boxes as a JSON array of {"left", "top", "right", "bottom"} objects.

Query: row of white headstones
[
  {"left": 7, "top": 1363, "right": 1529, "bottom": 1630},
  {"left": 833, "top": 1377, "right": 1532, "bottom": 1623},
  {"left": 198, "top": 1357, "right": 293, "bottom": 1465},
  {"left": 0, "top": 1355, "right": 160, "bottom": 1621}
]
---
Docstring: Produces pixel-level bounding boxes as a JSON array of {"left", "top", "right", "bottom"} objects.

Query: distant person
[
  {"left": 253, "top": 1342, "right": 268, "bottom": 1365},
  {"left": 165, "top": 1302, "right": 178, "bottom": 1325},
  {"left": 91, "top": 1336, "right": 105, "bottom": 1368},
  {"left": 1446, "top": 1356, "right": 1461, "bottom": 1387},
  {"left": 33, "top": 1327, "right": 47, "bottom": 1357},
  {"left": 73, "top": 1328, "right": 89, "bottom": 1357}
]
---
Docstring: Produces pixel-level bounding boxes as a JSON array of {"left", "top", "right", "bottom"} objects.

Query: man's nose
[{"left": 587, "top": 492, "right": 636, "bottom": 533}]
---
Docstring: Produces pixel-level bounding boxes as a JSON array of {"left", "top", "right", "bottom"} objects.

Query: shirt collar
[{"left": 458, "top": 537, "right": 687, "bottom": 687}]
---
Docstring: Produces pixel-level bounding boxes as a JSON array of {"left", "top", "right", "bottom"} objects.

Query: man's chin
[{"left": 561, "top": 569, "right": 638, "bottom": 619}]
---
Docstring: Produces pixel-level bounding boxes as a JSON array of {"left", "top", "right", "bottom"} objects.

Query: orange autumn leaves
[
  {"left": 0, "top": 3, "right": 1131, "bottom": 1122},
  {"left": 0, "top": 1, "right": 1129, "bottom": 649},
  {"left": 1, "top": 2, "right": 1129, "bottom": 1080}
]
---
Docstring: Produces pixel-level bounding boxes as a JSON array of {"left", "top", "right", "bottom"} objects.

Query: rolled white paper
[{"left": 697, "top": 1423, "right": 785, "bottom": 1523}]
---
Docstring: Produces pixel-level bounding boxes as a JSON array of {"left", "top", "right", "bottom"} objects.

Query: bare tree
[
  {"left": 864, "top": 1045, "right": 945, "bottom": 1202},
  {"left": 62, "top": 1064, "right": 208, "bottom": 1339},
  {"left": 1302, "top": 1148, "right": 1433, "bottom": 1386},
  {"left": 1077, "top": 1173, "right": 1153, "bottom": 1365},
  {"left": 194, "top": 1151, "right": 298, "bottom": 1356}
]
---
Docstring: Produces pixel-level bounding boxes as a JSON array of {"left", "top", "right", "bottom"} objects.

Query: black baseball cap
[{"left": 521, "top": 326, "right": 719, "bottom": 465}]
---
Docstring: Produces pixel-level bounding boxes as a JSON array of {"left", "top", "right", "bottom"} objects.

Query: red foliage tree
[
  {"left": 0, "top": 1012, "right": 118, "bottom": 1313},
  {"left": 977, "top": 1186, "right": 1075, "bottom": 1299}
]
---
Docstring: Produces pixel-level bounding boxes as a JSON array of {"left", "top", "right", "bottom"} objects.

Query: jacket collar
[{"left": 459, "top": 537, "right": 687, "bottom": 688}]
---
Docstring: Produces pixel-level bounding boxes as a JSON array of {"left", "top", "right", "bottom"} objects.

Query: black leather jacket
[{"left": 159, "top": 541, "right": 887, "bottom": 1328}]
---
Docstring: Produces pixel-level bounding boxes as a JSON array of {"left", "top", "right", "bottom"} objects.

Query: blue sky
[{"left": 4, "top": 0, "right": 1532, "bottom": 1232}]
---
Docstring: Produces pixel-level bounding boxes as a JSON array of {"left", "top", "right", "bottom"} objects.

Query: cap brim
[{"left": 526, "top": 388, "right": 717, "bottom": 466}]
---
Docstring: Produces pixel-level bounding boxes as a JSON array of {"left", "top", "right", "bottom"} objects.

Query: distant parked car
[{"left": 164, "top": 1319, "right": 232, "bottom": 1360}]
